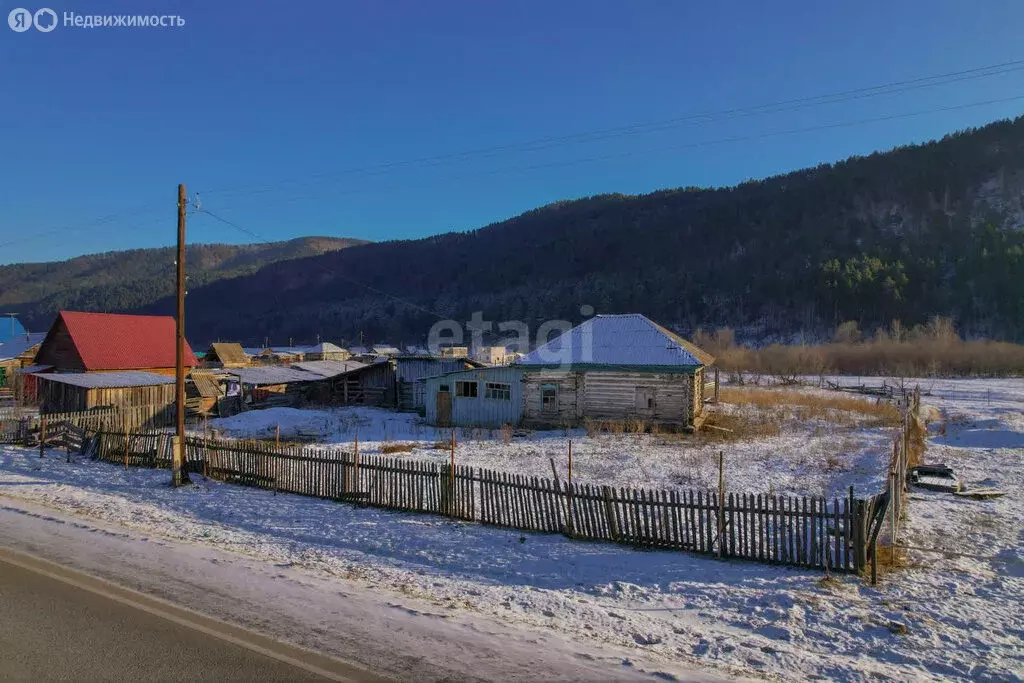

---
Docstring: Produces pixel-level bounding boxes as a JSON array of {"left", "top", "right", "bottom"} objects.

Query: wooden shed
[
  {"left": 203, "top": 343, "right": 249, "bottom": 368},
  {"left": 394, "top": 356, "right": 483, "bottom": 411},
  {"left": 229, "top": 365, "right": 324, "bottom": 409},
  {"left": 323, "top": 360, "right": 396, "bottom": 407},
  {"left": 514, "top": 314, "right": 715, "bottom": 430},
  {"left": 32, "top": 371, "right": 176, "bottom": 425},
  {"left": 423, "top": 366, "right": 524, "bottom": 428}
]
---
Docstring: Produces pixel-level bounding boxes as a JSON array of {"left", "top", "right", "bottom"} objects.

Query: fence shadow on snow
[{"left": 1, "top": 389, "right": 923, "bottom": 579}]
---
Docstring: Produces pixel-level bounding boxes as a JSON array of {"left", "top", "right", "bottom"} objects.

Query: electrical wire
[
  {"left": 209, "top": 91, "right": 1024, "bottom": 213},
  {"left": 200, "top": 58, "right": 1024, "bottom": 200}
]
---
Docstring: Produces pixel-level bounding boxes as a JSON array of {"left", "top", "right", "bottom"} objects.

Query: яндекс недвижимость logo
[
  {"left": 8, "top": 7, "right": 57, "bottom": 32},
  {"left": 8, "top": 8, "right": 183, "bottom": 31}
]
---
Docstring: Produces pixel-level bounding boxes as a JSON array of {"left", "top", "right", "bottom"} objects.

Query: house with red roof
[
  {"left": 28, "top": 311, "right": 198, "bottom": 418},
  {"left": 35, "top": 311, "right": 197, "bottom": 374}
]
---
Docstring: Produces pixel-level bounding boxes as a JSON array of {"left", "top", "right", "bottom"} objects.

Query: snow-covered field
[
  {"left": 1, "top": 377, "right": 1021, "bottom": 681},
  {"left": 207, "top": 394, "right": 895, "bottom": 500}
]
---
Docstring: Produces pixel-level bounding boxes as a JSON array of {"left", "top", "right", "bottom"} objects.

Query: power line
[
  {"left": 209, "top": 91, "right": 1024, "bottom": 213},
  {"left": 194, "top": 208, "right": 263, "bottom": 240},
  {"left": 0, "top": 204, "right": 165, "bottom": 250},
  {"left": 200, "top": 58, "right": 1024, "bottom": 200}
]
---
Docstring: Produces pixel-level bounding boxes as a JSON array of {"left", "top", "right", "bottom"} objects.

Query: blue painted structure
[
  {"left": 0, "top": 317, "right": 27, "bottom": 344},
  {"left": 423, "top": 366, "right": 524, "bottom": 428}
]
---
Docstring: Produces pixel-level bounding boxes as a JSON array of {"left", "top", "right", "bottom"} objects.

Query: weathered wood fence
[
  {"left": 78, "top": 430, "right": 869, "bottom": 572},
  {"left": 0, "top": 408, "right": 166, "bottom": 445},
  {"left": 860, "top": 385, "right": 922, "bottom": 581},
  {"left": 2, "top": 393, "right": 927, "bottom": 577}
]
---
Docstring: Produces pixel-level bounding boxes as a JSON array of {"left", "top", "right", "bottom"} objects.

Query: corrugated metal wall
[
  {"left": 396, "top": 358, "right": 473, "bottom": 411},
  {"left": 424, "top": 367, "right": 523, "bottom": 427}
]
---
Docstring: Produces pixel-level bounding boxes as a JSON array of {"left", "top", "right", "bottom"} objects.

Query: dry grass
[
  {"left": 430, "top": 440, "right": 452, "bottom": 450},
  {"left": 380, "top": 442, "right": 416, "bottom": 454},
  {"left": 584, "top": 418, "right": 665, "bottom": 435},
  {"left": 907, "top": 411, "right": 927, "bottom": 467},
  {"left": 697, "top": 410, "right": 783, "bottom": 442},
  {"left": 695, "top": 320, "right": 1024, "bottom": 377},
  {"left": 873, "top": 542, "right": 914, "bottom": 575},
  {"left": 720, "top": 387, "right": 901, "bottom": 427}
]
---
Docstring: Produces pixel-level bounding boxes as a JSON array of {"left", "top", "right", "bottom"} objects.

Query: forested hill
[
  {"left": 153, "top": 116, "right": 1024, "bottom": 346},
  {"left": 12, "top": 116, "right": 1024, "bottom": 345},
  {"left": 0, "top": 237, "right": 365, "bottom": 331}
]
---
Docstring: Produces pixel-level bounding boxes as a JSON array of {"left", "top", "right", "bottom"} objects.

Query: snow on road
[{"left": 1, "top": 378, "right": 1021, "bottom": 681}]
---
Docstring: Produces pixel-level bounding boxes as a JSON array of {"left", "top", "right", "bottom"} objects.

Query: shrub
[{"left": 380, "top": 442, "right": 416, "bottom": 454}]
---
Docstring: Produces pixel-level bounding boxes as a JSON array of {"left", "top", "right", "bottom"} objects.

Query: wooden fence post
[
  {"left": 603, "top": 485, "right": 618, "bottom": 541},
  {"left": 171, "top": 436, "right": 183, "bottom": 487},
  {"left": 449, "top": 429, "right": 456, "bottom": 517},
  {"left": 157, "top": 433, "right": 167, "bottom": 470},
  {"left": 716, "top": 451, "right": 725, "bottom": 559},
  {"left": 353, "top": 434, "right": 359, "bottom": 496},
  {"left": 567, "top": 440, "right": 574, "bottom": 537},
  {"left": 275, "top": 423, "right": 280, "bottom": 448},
  {"left": 124, "top": 424, "right": 130, "bottom": 471},
  {"left": 39, "top": 415, "right": 46, "bottom": 458}
]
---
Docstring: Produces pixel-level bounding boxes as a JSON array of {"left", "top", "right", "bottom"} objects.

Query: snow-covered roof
[
  {"left": 348, "top": 346, "right": 369, "bottom": 355},
  {"left": 291, "top": 359, "right": 367, "bottom": 379},
  {"left": 32, "top": 371, "right": 174, "bottom": 389},
  {"left": 228, "top": 366, "right": 323, "bottom": 385},
  {"left": 372, "top": 345, "right": 401, "bottom": 356},
  {"left": 515, "top": 314, "right": 714, "bottom": 369},
  {"left": 263, "top": 346, "right": 314, "bottom": 356},
  {"left": 306, "top": 342, "right": 347, "bottom": 354}
]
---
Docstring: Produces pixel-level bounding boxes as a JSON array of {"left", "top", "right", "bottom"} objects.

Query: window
[
  {"left": 438, "top": 384, "right": 450, "bottom": 393},
  {"left": 455, "top": 381, "right": 478, "bottom": 398},
  {"left": 541, "top": 384, "right": 558, "bottom": 412},
  {"left": 484, "top": 382, "right": 511, "bottom": 400}
]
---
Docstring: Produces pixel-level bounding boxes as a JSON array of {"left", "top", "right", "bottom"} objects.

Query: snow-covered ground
[
  {"left": 1, "top": 377, "right": 1021, "bottom": 681},
  {"left": 208, "top": 398, "right": 894, "bottom": 500}
]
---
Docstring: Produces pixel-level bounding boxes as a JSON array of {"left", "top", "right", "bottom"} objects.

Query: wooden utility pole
[{"left": 173, "top": 184, "right": 189, "bottom": 487}]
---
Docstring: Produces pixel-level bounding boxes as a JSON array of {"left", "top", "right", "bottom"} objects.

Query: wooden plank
[{"left": 696, "top": 490, "right": 705, "bottom": 553}]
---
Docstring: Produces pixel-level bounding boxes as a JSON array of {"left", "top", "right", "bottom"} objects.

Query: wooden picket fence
[
  {"left": 860, "top": 385, "right": 922, "bottom": 581},
  {"left": 0, "top": 408, "right": 167, "bottom": 445},
  {"left": 6, "top": 393, "right": 928, "bottom": 577},
  {"left": 76, "top": 429, "right": 868, "bottom": 573}
]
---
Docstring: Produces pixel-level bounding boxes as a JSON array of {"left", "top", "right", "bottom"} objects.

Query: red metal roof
[{"left": 59, "top": 311, "right": 198, "bottom": 371}]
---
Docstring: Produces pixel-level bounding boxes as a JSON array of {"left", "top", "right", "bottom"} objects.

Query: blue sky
[{"left": 2, "top": 0, "right": 1024, "bottom": 264}]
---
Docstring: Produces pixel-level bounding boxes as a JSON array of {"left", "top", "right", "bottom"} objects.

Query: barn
[{"left": 514, "top": 314, "right": 715, "bottom": 430}]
